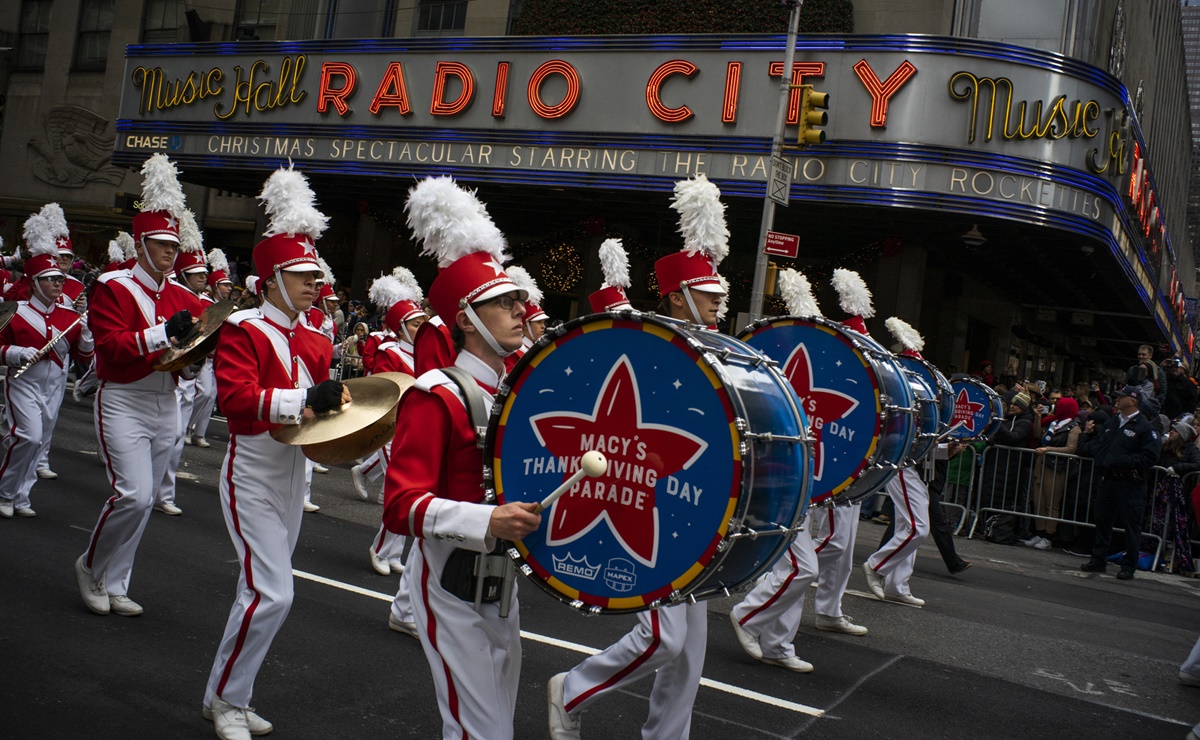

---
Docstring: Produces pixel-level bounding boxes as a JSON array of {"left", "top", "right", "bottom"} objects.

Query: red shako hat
[
  {"left": 831, "top": 268, "right": 875, "bottom": 336},
  {"left": 588, "top": 238, "right": 632, "bottom": 313},
  {"left": 206, "top": 248, "right": 232, "bottom": 287},
  {"left": 252, "top": 165, "right": 328, "bottom": 292},
  {"left": 132, "top": 154, "right": 186, "bottom": 245},
  {"left": 370, "top": 267, "right": 425, "bottom": 336},
  {"left": 173, "top": 210, "right": 208, "bottom": 275},
  {"left": 655, "top": 174, "right": 729, "bottom": 298},
  {"left": 22, "top": 203, "right": 68, "bottom": 281}
]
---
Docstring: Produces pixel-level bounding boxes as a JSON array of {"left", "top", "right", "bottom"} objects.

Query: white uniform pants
[
  {"left": 563, "top": 601, "right": 707, "bottom": 740},
  {"left": 204, "top": 432, "right": 307, "bottom": 709},
  {"left": 188, "top": 358, "right": 216, "bottom": 439},
  {"left": 866, "top": 468, "right": 930, "bottom": 597},
  {"left": 0, "top": 361, "right": 66, "bottom": 508},
  {"left": 370, "top": 441, "right": 402, "bottom": 559},
  {"left": 83, "top": 374, "right": 178, "bottom": 596},
  {"left": 389, "top": 567, "right": 414, "bottom": 624},
  {"left": 410, "top": 539, "right": 522, "bottom": 740},
  {"left": 156, "top": 377, "right": 195, "bottom": 506},
  {"left": 359, "top": 449, "right": 385, "bottom": 483},
  {"left": 812, "top": 502, "right": 861, "bottom": 618},
  {"left": 731, "top": 524, "right": 819, "bottom": 660},
  {"left": 1181, "top": 634, "right": 1200, "bottom": 679}
]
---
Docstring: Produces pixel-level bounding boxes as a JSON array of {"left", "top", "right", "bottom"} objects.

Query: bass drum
[
  {"left": 739, "top": 316, "right": 915, "bottom": 505},
  {"left": 901, "top": 369, "right": 939, "bottom": 464},
  {"left": 895, "top": 355, "right": 954, "bottom": 430},
  {"left": 948, "top": 377, "right": 1004, "bottom": 441},
  {"left": 487, "top": 312, "right": 811, "bottom": 614}
]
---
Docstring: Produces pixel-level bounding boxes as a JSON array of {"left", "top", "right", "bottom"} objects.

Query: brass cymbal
[
  {"left": 0, "top": 301, "right": 18, "bottom": 333},
  {"left": 153, "top": 298, "right": 241, "bottom": 372},
  {"left": 371, "top": 371, "right": 417, "bottom": 396},
  {"left": 271, "top": 376, "right": 406, "bottom": 465}
]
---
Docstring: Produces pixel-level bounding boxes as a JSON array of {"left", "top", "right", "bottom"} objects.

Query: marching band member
[
  {"left": 74, "top": 154, "right": 203, "bottom": 617},
  {"left": 75, "top": 233, "right": 135, "bottom": 403},
  {"left": 0, "top": 237, "right": 22, "bottom": 296},
  {"left": 862, "top": 317, "right": 933, "bottom": 606},
  {"left": 548, "top": 174, "right": 728, "bottom": 740},
  {"left": 0, "top": 207, "right": 93, "bottom": 518},
  {"left": 298, "top": 259, "right": 338, "bottom": 491},
  {"left": 587, "top": 238, "right": 633, "bottom": 314},
  {"left": 202, "top": 165, "right": 345, "bottom": 740},
  {"left": 501, "top": 265, "right": 546, "bottom": 372},
  {"left": 153, "top": 210, "right": 207, "bottom": 517},
  {"left": 727, "top": 269, "right": 828, "bottom": 674},
  {"left": 381, "top": 176, "right": 540, "bottom": 740},
  {"left": 184, "top": 248, "right": 233, "bottom": 448},
  {"left": 364, "top": 270, "right": 426, "bottom": 577}
]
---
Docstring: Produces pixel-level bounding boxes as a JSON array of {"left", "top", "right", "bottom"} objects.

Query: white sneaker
[
  {"left": 210, "top": 697, "right": 252, "bottom": 740},
  {"left": 194, "top": 437, "right": 211, "bottom": 448},
  {"left": 183, "top": 435, "right": 193, "bottom": 446},
  {"left": 760, "top": 654, "right": 814, "bottom": 672},
  {"left": 154, "top": 502, "right": 183, "bottom": 516},
  {"left": 1019, "top": 535, "right": 1041, "bottom": 547},
  {"left": 0, "top": 500, "right": 13, "bottom": 518},
  {"left": 204, "top": 702, "right": 273, "bottom": 736},
  {"left": 884, "top": 593, "right": 925, "bottom": 607},
  {"left": 547, "top": 672, "right": 581, "bottom": 739},
  {"left": 312, "top": 463, "right": 329, "bottom": 474},
  {"left": 387, "top": 613, "right": 418, "bottom": 638},
  {"left": 729, "top": 610, "right": 763, "bottom": 660},
  {"left": 1180, "top": 671, "right": 1200, "bottom": 687},
  {"left": 74, "top": 556, "right": 109, "bottom": 615},
  {"left": 36, "top": 469, "right": 57, "bottom": 480},
  {"left": 369, "top": 547, "right": 391, "bottom": 576},
  {"left": 862, "top": 562, "right": 886, "bottom": 600},
  {"left": 376, "top": 491, "right": 385, "bottom": 506},
  {"left": 72, "top": 382, "right": 83, "bottom": 403},
  {"left": 350, "top": 464, "right": 370, "bottom": 500},
  {"left": 303, "top": 500, "right": 320, "bottom": 513},
  {"left": 108, "top": 595, "right": 144, "bottom": 617},
  {"left": 814, "top": 614, "right": 869, "bottom": 635},
  {"left": 389, "top": 559, "right": 406, "bottom": 575},
  {"left": 14, "top": 507, "right": 36, "bottom": 518},
  {"left": 1033, "top": 536, "right": 1051, "bottom": 551}
]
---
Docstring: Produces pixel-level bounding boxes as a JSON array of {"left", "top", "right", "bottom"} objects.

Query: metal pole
[{"left": 748, "top": 0, "right": 802, "bottom": 322}]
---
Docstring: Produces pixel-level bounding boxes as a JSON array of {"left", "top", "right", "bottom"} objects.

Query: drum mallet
[{"left": 534, "top": 450, "right": 608, "bottom": 513}]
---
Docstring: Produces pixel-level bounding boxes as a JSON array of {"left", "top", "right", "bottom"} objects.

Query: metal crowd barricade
[
  {"left": 964, "top": 444, "right": 1163, "bottom": 569},
  {"left": 937, "top": 451, "right": 976, "bottom": 535}
]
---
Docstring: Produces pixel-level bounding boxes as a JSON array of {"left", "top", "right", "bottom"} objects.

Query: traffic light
[{"left": 797, "top": 85, "right": 830, "bottom": 146}]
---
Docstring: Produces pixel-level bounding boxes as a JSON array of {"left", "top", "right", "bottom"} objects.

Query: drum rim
[{"left": 485, "top": 309, "right": 751, "bottom": 613}]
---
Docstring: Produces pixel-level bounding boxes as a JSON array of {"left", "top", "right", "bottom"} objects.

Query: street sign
[
  {"left": 768, "top": 155, "right": 792, "bottom": 206},
  {"left": 764, "top": 230, "right": 800, "bottom": 258}
]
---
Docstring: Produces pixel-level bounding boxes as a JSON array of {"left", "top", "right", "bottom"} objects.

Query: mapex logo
[
  {"left": 124, "top": 134, "right": 183, "bottom": 151},
  {"left": 603, "top": 558, "right": 637, "bottom": 592},
  {"left": 551, "top": 553, "right": 600, "bottom": 580}
]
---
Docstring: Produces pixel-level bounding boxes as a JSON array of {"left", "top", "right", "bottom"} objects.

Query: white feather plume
[
  {"left": 831, "top": 268, "right": 875, "bottom": 318},
  {"left": 598, "top": 238, "right": 630, "bottom": 289},
  {"left": 107, "top": 240, "right": 125, "bottom": 263},
  {"left": 885, "top": 317, "right": 924, "bottom": 352},
  {"left": 23, "top": 203, "right": 67, "bottom": 258},
  {"left": 670, "top": 174, "right": 729, "bottom": 265},
  {"left": 258, "top": 165, "right": 329, "bottom": 239},
  {"left": 178, "top": 210, "right": 204, "bottom": 254},
  {"left": 716, "top": 274, "right": 730, "bottom": 322},
  {"left": 391, "top": 266, "right": 424, "bottom": 303},
  {"left": 317, "top": 257, "right": 335, "bottom": 285},
  {"left": 405, "top": 176, "right": 508, "bottom": 268},
  {"left": 505, "top": 265, "right": 543, "bottom": 306},
  {"left": 778, "top": 269, "right": 821, "bottom": 317},
  {"left": 207, "top": 248, "right": 229, "bottom": 273},
  {"left": 116, "top": 231, "right": 136, "bottom": 260},
  {"left": 369, "top": 273, "right": 422, "bottom": 312},
  {"left": 139, "top": 154, "right": 187, "bottom": 217},
  {"left": 245, "top": 275, "right": 259, "bottom": 293}
]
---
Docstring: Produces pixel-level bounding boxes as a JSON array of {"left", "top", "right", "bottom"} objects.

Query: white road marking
[
  {"left": 292, "top": 568, "right": 825, "bottom": 717},
  {"left": 177, "top": 472, "right": 201, "bottom": 482}
]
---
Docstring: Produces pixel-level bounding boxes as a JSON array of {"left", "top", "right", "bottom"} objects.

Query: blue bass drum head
[
  {"left": 948, "top": 378, "right": 1003, "bottom": 440},
  {"left": 489, "top": 314, "right": 744, "bottom": 613}
]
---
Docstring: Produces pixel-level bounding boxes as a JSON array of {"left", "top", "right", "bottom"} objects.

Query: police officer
[{"left": 1078, "top": 384, "right": 1162, "bottom": 580}]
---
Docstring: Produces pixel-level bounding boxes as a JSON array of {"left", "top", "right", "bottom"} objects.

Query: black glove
[
  {"left": 164, "top": 310, "right": 193, "bottom": 342},
  {"left": 306, "top": 379, "right": 345, "bottom": 413}
]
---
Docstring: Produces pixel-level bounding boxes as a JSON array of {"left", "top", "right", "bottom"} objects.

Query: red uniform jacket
[
  {"left": 360, "top": 331, "right": 389, "bottom": 374},
  {"left": 0, "top": 298, "right": 92, "bottom": 369},
  {"left": 89, "top": 266, "right": 203, "bottom": 384},
  {"left": 215, "top": 301, "right": 332, "bottom": 437},
  {"left": 373, "top": 340, "right": 415, "bottom": 376}
]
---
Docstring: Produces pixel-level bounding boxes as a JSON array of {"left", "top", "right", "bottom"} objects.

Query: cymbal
[
  {"left": 153, "top": 298, "right": 240, "bottom": 372},
  {"left": 0, "top": 302, "right": 18, "bottom": 333},
  {"left": 271, "top": 375, "right": 407, "bottom": 465}
]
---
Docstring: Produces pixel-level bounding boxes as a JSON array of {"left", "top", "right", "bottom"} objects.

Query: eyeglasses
[
  {"left": 484, "top": 295, "right": 526, "bottom": 311},
  {"left": 38, "top": 276, "right": 65, "bottom": 285}
]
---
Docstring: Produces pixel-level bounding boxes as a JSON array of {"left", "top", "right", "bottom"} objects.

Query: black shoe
[
  {"left": 1080, "top": 560, "right": 1107, "bottom": 573},
  {"left": 948, "top": 560, "right": 973, "bottom": 575},
  {"left": 1116, "top": 569, "right": 1134, "bottom": 581}
]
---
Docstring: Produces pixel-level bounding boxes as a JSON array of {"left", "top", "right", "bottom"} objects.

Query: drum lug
[
  {"left": 735, "top": 417, "right": 748, "bottom": 431},
  {"left": 483, "top": 488, "right": 497, "bottom": 504}
]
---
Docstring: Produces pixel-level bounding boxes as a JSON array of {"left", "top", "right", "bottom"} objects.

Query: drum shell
[
  {"left": 487, "top": 311, "right": 810, "bottom": 614},
  {"left": 948, "top": 377, "right": 1004, "bottom": 441},
  {"left": 896, "top": 355, "right": 954, "bottom": 430}
]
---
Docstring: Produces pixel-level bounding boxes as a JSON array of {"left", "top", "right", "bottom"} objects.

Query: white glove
[
  {"left": 1168, "top": 467, "right": 1180, "bottom": 478},
  {"left": 16, "top": 347, "right": 38, "bottom": 365}
]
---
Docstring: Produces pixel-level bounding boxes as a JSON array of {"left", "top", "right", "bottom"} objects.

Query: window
[
  {"left": 235, "top": 0, "right": 279, "bottom": 41},
  {"left": 75, "top": 0, "right": 115, "bottom": 69},
  {"left": 17, "top": 0, "right": 52, "bottom": 70},
  {"left": 416, "top": 0, "right": 466, "bottom": 35},
  {"left": 143, "top": 0, "right": 181, "bottom": 44}
]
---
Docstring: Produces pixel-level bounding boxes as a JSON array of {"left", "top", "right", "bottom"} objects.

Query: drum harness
[{"left": 440, "top": 366, "right": 518, "bottom": 618}]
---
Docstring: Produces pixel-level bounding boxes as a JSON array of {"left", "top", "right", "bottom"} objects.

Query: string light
[{"left": 540, "top": 242, "right": 583, "bottom": 291}]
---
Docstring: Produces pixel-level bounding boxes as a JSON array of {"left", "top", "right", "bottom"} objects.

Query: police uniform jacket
[{"left": 1077, "top": 410, "right": 1162, "bottom": 478}]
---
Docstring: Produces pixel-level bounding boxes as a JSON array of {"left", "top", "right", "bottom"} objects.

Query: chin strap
[
  {"left": 463, "top": 303, "right": 517, "bottom": 358},
  {"left": 273, "top": 268, "right": 300, "bottom": 313},
  {"left": 681, "top": 287, "right": 704, "bottom": 325},
  {"left": 401, "top": 324, "right": 414, "bottom": 345}
]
